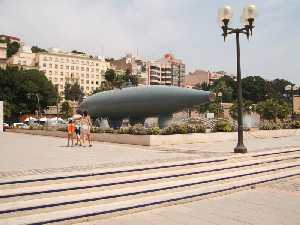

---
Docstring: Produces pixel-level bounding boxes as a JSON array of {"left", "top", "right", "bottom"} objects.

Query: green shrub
[
  {"left": 259, "top": 121, "right": 282, "bottom": 130},
  {"left": 214, "top": 120, "right": 234, "bottom": 132},
  {"left": 117, "top": 127, "right": 130, "bottom": 134},
  {"left": 146, "top": 127, "right": 160, "bottom": 135},
  {"left": 289, "top": 120, "right": 300, "bottom": 129},
  {"left": 128, "top": 124, "right": 148, "bottom": 135},
  {"left": 160, "top": 123, "right": 205, "bottom": 135},
  {"left": 91, "top": 127, "right": 114, "bottom": 133}
]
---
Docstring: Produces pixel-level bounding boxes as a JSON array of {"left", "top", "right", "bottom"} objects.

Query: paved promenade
[{"left": 0, "top": 132, "right": 300, "bottom": 175}]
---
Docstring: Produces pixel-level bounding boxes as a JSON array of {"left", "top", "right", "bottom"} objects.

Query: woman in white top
[{"left": 81, "top": 110, "right": 92, "bottom": 147}]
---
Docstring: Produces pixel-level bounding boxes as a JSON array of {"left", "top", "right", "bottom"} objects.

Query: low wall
[{"left": 7, "top": 128, "right": 300, "bottom": 146}]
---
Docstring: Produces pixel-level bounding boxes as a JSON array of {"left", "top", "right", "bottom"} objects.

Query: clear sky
[{"left": 0, "top": 0, "right": 299, "bottom": 83}]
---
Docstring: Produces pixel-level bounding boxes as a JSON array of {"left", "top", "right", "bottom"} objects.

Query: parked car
[
  {"left": 3, "top": 123, "right": 10, "bottom": 131},
  {"left": 12, "top": 123, "right": 29, "bottom": 129}
]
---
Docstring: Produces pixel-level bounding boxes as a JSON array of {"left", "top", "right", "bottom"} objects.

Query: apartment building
[
  {"left": 37, "top": 49, "right": 110, "bottom": 95},
  {"left": 110, "top": 54, "right": 148, "bottom": 84},
  {"left": 0, "top": 43, "right": 7, "bottom": 69},
  {"left": 147, "top": 54, "right": 185, "bottom": 86},
  {"left": 0, "top": 34, "right": 21, "bottom": 44},
  {"left": 184, "top": 70, "right": 236, "bottom": 88},
  {"left": 7, "top": 45, "right": 37, "bottom": 69}
]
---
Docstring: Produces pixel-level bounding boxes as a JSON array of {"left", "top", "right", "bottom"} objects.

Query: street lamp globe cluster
[{"left": 217, "top": 4, "right": 258, "bottom": 153}]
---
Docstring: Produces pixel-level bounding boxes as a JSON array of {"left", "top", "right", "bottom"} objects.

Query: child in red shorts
[{"left": 67, "top": 119, "right": 75, "bottom": 147}]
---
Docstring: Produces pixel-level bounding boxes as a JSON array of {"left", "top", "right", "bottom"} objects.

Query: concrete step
[
  {"left": 0, "top": 170, "right": 298, "bottom": 225},
  {"left": 0, "top": 153, "right": 298, "bottom": 202},
  {"left": 0, "top": 160, "right": 298, "bottom": 218},
  {"left": 1, "top": 148, "right": 298, "bottom": 191}
]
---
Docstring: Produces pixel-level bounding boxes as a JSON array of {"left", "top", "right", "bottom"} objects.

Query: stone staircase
[{"left": 0, "top": 149, "right": 299, "bottom": 225}]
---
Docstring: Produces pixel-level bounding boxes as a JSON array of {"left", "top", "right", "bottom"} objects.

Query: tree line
[{"left": 194, "top": 75, "right": 298, "bottom": 121}]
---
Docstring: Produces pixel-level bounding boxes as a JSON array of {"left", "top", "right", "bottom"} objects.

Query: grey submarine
[{"left": 79, "top": 85, "right": 215, "bottom": 128}]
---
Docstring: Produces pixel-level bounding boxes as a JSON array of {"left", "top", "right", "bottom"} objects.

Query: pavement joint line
[
  {"left": 1, "top": 148, "right": 299, "bottom": 181},
  {"left": 1, "top": 151, "right": 299, "bottom": 187},
  {"left": 0, "top": 161, "right": 298, "bottom": 203}
]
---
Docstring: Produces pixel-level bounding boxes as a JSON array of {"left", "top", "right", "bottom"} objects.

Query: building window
[
  {"left": 54, "top": 78, "right": 58, "bottom": 82},
  {"left": 60, "top": 85, "right": 63, "bottom": 89},
  {"left": 96, "top": 68, "right": 99, "bottom": 72},
  {"left": 91, "top": 68, "right": 94, "bottom": 72},
  {"left": 66, "top": 65, "right": 69, "bottom": 69},
  {"left": 86, "top": 74, "right": 89, "bottom": 78},
  {"left": 55, "top": 64, "right": 58, "bottom": 69},
  {"left": 55, "top": 71, "right": 58, "bottom": 75},
  {"left": 81, "top": 67, "right": 84, "bottom": 71},
  {"left": 86, "top": 68, "right": 89, "bottom": 72},
  {"left": 81, "top": 79, "right": 84, "bottom": 84},
  {"left": 43, "top": 63, "right": 46, "bottom": 67},
  {"left": 76, "top": 66, "right": 79, "bottom": 70},
  {"left": 71, "top": 66, "right": 74, "bottom": 70},
  {"left": 86, "top": 87, "right": 89, "bottom": 90},
  {"left": 49, "top": 64, "right": 52, "bottom": 68},
  {"left": 96, "top": 63, "right": 99, "bottom": 66},
  {"left": 43, "top": 57, "right": 47, "bottom": 61},
  {"left": 96, "top": 81, "right": 99, "bottom": 85},
  {"left": 60, "top": 72, "right": 64, "bottom": 76},
  {"left": 60, "top": 78, "right": 63, "bottom": 82},
  {"left": 49, "top": 70, "right": 52, "bottom": 75},
  {"left": 60, "top": 65, "right": 63, "bottom": 69},
  {"left": 86, "top": 80, "right": 89, "bottom": 84}
]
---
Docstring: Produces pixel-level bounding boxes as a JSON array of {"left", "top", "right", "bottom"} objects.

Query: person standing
[
  {"left": 74, "top": 119, "right": 82, "bottom": 146},
  {"left": 67, "top": 119, "right": 75, "bottom": 147},
  {"left": 81, "top": 110, "right": 92, "bottom": 147}
]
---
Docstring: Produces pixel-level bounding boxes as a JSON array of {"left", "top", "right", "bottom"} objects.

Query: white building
[
  {"left": 7, "top": 46, "right": 110, "bottom": 96},
  {"left": 146, "top": 54, "right": 185, "bottom": 86}
]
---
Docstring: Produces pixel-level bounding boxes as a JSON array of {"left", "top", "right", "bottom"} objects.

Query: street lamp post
[
  {"left": 217, "top": 4, "right": 258, "bottom": 153},
  {"left": 285, "top": 84, "right": 300, "bottom": 117}
]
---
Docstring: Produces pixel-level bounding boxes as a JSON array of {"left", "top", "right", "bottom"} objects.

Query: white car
[
  {"left": 12, "top": 123, "right": 29, "bottom": 129},
  {"left": 3, "top": 123, "right": 10, "bottom": 131}
]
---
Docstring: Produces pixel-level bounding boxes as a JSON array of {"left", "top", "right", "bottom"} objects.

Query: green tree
[
  {"left": 255, "top": 99, "right": 290, "bottom": 121},
  {"left": 242, "top": 76, "right": 271, "bottom": 103},
  {"left": 31, "top": 46, "right": 47, "bottom": 53},
  {"left": 3, "top": 101, "right": 13, "bottom": 119},
  {"left": 60, "top": 101, "right": 73, "bottom": 119},
  {"left": 104, "top": 69, "right": 116, "bottom": 83},
  {"left": 0, "top": 67, "right": 57, "bottom": 120},
  {"left": 229, "top": 100, "right": 254, "bottom": 120},
  {"left": 195, "top": 102, "right": 223, "bottom": 115},
  {"left": 211, "top": 75, "right": 236, "bottom": 102},
  {"left": 194, "top": 82, "right": 210, "bottom": 91},
  {"left": 64, "top": 83, "right": 84, "bottom": 102},
  {"left": 269, "top": 79, "right": 293, "bottom": 101},
  {"left": 71, "top": 50, "right": 85, "bottom": 54},
  {"left": 7, "top": 41, "right": 20, "bottom": 58}
]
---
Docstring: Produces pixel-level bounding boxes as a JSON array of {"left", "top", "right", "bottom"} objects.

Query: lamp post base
[{"left": 234, "top": 145, "right": 247, "bottom": 153}]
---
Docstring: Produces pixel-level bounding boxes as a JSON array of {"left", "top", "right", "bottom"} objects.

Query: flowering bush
[{"left": 213, "top": 120, "right": 234, "bottom": 132}]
